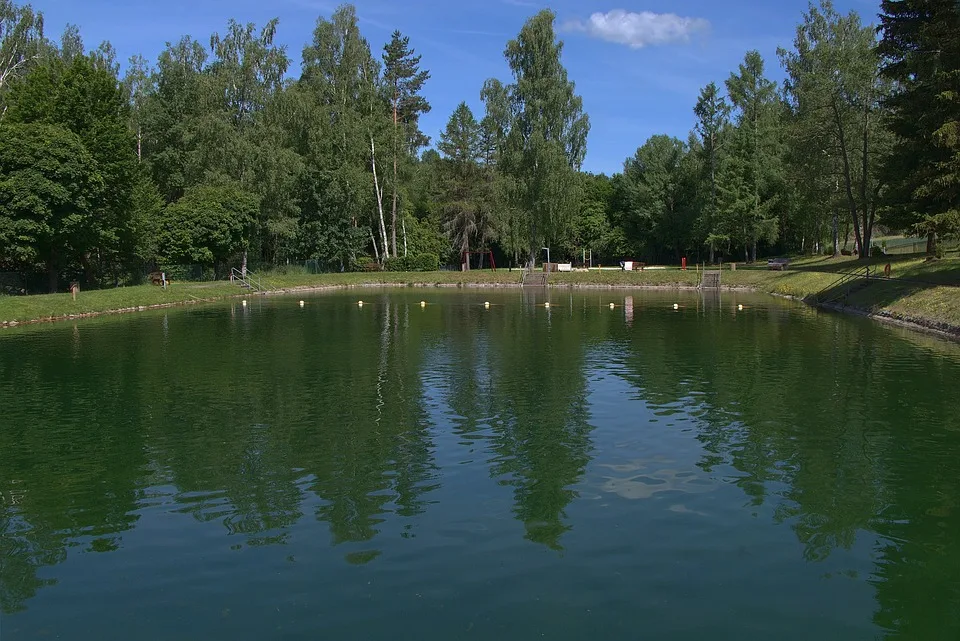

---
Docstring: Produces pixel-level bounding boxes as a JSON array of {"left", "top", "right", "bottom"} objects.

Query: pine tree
[
  {"left": 878, "top": 0, "right": 960, "bottom": 249},
  {"left": 724, "top": 51, "right": 783, "bottom": 262},
  {"left": 382, "top": 30, "right": 430, "bottom": 258},
  {"left": 693, "top": 81, "right": 730, "bottom": 263},
  {"left": 438, "top": 102, "right": 482, "bottom": 267}
]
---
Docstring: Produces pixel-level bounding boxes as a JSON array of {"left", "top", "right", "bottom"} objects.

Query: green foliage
[
  {"left": 615, "top": 136, "right": 699, "bottom": 262},
  {"left": 438, "top": 102, "right": 489, "bottom": 260},
  {"left": 158, "top": 184, "right": 256, "bottom": 267},
  {"left": 0, "top": 0, "right": 45, "bottom": 111},
  {"left": 404, "top": 213, "right": 448, "bottom": 260},
  {"left": 693, "top": 81, "right": 731, "bottom": 261},
  {"left": 355, "top": 256, "right": 380, "bottom": 272},
  {"left": 383, "top": 253, "right": 439, "bottom": 272},
  {"left": 780, "top": 1, "right": 889, "bottom": 259},
  {"left": 3, "top": 0, "right": 958, "bottom": 292},
  {"left": 0, "top": 122, "right": 103, "bottom": 289},
  {"left": 498, "top": 10, "right": 590, "bottom": 264},
  {"left": 879, "top": 0, "right": 960, "bottom": 232},
  {"left": 720, "top": 50, "right": 783, "bottom": 261}
]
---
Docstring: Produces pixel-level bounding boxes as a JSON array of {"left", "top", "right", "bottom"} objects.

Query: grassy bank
[{"left": 2, "top": 254, "right": 958, "bottom": 334}]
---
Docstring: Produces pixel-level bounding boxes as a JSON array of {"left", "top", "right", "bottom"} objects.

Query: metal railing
[
  {"left": 813, "top": 266, "right": 872, "bottom": 306},
  {"left": 230, "top": 267, "right": 270, "bottom": 292}
]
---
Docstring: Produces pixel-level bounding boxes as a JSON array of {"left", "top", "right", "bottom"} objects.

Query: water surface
[{"left": 2, "top": 289, "right": 959, "bottom": 639}]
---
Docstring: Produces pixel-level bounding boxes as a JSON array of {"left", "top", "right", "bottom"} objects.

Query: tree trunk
[
  {"left": 709, "top": 150, "right": 716, "bottom": 264},
  {"left": 390, "top": 92, "right": 399, "bottom": 258},
  {"left": 927, "top": 232, "right": 936, "bottom": 255},
  {"left": 858, "top": 92, "right": 874, "bottom": 262},
  {"left": 241, "top": 249, "right": 248, "bottom": 278},
  {"left": 402, "top": 216, "right": 407, "bottom": 257},
  {"left": 370, "top": 228, "right": 380, "bottom": 263},
  {"left": 832, "top": 208, "right": 839, "bottom": 257},
  {"left": 751, "top": 240, "right": 757, "bottom": 263},
  {"left": 47, "top": 260, "right": 58, "bottom": 293},
  {"left": 370, "top": 136, "right": 389, "bottom": 262}
]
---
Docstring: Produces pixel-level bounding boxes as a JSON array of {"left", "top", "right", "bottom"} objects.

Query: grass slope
[{"left": 1, "top": 254, "right": 958, "bottom": 332}]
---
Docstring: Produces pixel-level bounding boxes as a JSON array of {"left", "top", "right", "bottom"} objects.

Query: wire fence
[{"left": 878, "top": 236, "right": 960, "bottom": 255}]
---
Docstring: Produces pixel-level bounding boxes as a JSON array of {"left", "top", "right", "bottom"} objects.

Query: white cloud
[{"left": 566, "top": 10, "right": 710, "bottom": 49}]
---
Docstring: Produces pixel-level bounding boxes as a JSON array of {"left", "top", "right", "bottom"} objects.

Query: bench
[
  {"left": 149, "top": 271, "right": 171, "bottom": 286},
  {"left": 767, "top": 258, "right": 790, "bottom": 271}
]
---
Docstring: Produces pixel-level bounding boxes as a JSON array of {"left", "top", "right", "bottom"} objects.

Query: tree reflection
[
  {"left": 483, "top": 297, "right": 596, "bottom": 549},
  {"left": 607, "top": 301, "right": 960, "bottom": 637},
  {"left": 3, "top": 290, "right": 960, "bottom": 639}
]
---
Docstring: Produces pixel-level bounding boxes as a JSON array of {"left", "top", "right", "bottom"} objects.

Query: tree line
[{"left": 0, "top": 0, "right": 957, "bottom": 292}]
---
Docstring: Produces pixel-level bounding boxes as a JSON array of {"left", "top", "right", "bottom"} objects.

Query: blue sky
[{"left": 36, "top": 0, "right": 881, "bottom": 174}]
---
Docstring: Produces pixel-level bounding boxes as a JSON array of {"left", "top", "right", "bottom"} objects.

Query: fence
[{"left": 875, "top": 237, "right": 960, "bottom": 256}]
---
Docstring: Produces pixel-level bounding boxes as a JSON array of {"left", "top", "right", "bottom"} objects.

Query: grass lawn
[{"left": 2, "top": 252, "right": 958, "bottom": 331}]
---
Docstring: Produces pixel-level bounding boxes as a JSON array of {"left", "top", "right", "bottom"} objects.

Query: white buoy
[
  {"left": 299, "top": 300, "right": 305, "bottom": 307},
  {"left": 544, "top": 302, "right": 550, "bottom": 308},
  {"left": 242, "top": 300, "right": 247, "bottom": 307},
  {"left": 420, "top": 301, "right": 427, "bottom": 308},
  {"left": 484, "top": 301, "right": 490, "bottom": 308},
  {"left": 358, "top": 300, "right": 364, "bottom": 307},
  {"left": 673, "top": 303, "right": 679, "bottom": 310},
  {"left": 738, "top": 304, "right": 743, "bottom": 311},
  {"left": 609, "top": 303, "right": 615, "bottom": 309}
]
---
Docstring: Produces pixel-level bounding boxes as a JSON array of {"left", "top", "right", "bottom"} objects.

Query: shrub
[
  {"left": 355, "top": 256, "right": 381, "bottom": 272},
  {"left": 412, "top": 253, "right": 439, "bottom": 271},
  {"left": 383, "top": 254, "right": 438, "bottom": 272},
  {"left": 383, "top": 256, "right": 412, "bottom": 272},
  {"left": 870, "top": 244, "right": 884, "bottom": 258},
  {"left": 825, "top": 244, "right": 835, "bottom": 256},
  {"left": 934, "top": 242, "right": 945, "bottom": 259}
]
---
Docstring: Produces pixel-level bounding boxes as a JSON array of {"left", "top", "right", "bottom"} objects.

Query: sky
[{"left": 35, "top": 0, "right": 883, "bottom": 175}]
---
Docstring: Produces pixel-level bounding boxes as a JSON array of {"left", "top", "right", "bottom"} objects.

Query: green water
[{"left": 2, "top": 289, "right": 959, "bottom": 639}]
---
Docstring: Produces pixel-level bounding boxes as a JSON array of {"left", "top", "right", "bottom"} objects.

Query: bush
[
  {"left": 383, "top": 254, "right": 439, "bottom": 272},
  {"left": 825, "top": 244, "right": 835, "bottom": 256},
  {"left": 870, "top": 244, "right": 884, "bottom": 258},
  {"left": 383, "top": 256, "right": 412, "bottom": 272},
  {"left": 356, "top": 256, "right": 381, "bottom": 272},
  {"left": 412, "top": 253, "right": 439, "bottom": 271},
  {"left": 934, "top": 242, "right": 945, "bottom": 259}
]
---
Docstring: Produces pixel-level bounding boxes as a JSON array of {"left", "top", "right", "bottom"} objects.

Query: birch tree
[
  {"left": 498, "top": 10, "right": 589, "bottom": 266},
  {"left": 0, "top": 0, "right": 44, "bottom": 116},
  {"left": 779, "top": 1, "right": 890, "bottom": 259}
]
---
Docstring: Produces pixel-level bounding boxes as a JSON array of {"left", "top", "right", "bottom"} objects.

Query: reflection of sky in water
[
  {"left": 583, "top": 353, "right": 715, "bottom": 506},
  {"left": 600, "top": 464, "right": 715, "bottom": 500}
]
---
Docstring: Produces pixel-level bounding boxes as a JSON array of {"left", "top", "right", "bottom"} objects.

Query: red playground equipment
[{"left": 461, "top": 250, "right": 497, "bottom": 271}]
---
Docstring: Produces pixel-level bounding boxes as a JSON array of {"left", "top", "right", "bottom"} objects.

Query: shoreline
[{"left": 3, "top": 278, "right": 959, "bottom": 340}]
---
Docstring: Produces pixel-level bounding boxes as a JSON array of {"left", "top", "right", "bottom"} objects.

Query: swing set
[{"left": 461, "top": 250, "right": 497, "bottom": 271}]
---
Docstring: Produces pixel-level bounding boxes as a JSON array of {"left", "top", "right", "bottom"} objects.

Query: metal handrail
[
  {"left": 231, "top": 267, "right": 267, "bottom": 292},
  {"left": 814, "top": 266, "right": 870, "bottom": 305}
]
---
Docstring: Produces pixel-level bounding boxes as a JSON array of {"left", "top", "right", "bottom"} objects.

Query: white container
[
  {"left": 558, "top": 263, "right": 573, "bottom": 272},
  {"left": 622, "top": 261, "right": 633, "bottom": 271}
]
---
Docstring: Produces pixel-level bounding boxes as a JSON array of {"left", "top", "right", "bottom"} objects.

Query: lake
[{"left": 2, "top": 288, "right": 959, "bottom": 639}]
